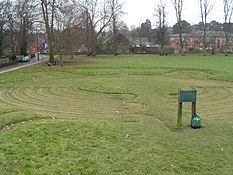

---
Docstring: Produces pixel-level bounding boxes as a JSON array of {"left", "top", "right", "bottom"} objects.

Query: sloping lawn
[{"left": 0, "top": 54, "right": 233, "bottom": 174}]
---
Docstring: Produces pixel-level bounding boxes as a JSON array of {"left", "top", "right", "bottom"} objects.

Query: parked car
[{"left": 20, "top": 55, "right": 30, "bottom": 62}]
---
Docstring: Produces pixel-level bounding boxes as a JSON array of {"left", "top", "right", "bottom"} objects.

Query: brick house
[{"left": 169, "top": 31, "right": 231, "bottom": 54}]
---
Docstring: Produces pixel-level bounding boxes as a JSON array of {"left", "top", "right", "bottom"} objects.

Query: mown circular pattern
[
  {"left": 176, "top": 84, "right": 233, "bottom": 122},
  {"left": 1, "top": 77, "right": 233, "bottom": 122},
  {"left": 0, "top": 83, "right": 145, "bottom": 119}
]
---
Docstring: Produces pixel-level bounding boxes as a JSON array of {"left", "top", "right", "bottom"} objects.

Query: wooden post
[
  {"left": 192, "top": 102, "right": 196, "bottom": 116},
  {"left": 177, "top": 102, "right": 182, "bottom": 128}
]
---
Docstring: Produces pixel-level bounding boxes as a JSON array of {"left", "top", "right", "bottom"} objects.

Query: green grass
[{"left": 1, "top": 54, "right": 233, "bottom": 174}]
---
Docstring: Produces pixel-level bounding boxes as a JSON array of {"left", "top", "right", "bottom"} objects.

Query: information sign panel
[{"left": 178, "top": 90, "right": 197, "bottom": 103}]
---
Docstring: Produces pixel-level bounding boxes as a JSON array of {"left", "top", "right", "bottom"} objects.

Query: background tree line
[
  {"left": 0, "top": 0, "right": 126, "bottom": 63},
  {"left": 1, "top": 0, "right": 233, "bottom": 64}
]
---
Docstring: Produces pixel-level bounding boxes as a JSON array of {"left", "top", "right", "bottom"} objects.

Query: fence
[{"left": 0, "top": 57, "right": 20, "bottom": 67}]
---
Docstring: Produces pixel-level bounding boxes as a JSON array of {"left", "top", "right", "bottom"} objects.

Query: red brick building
[{"left": 169, "top": 31, "right": 230, "bottom": 54}]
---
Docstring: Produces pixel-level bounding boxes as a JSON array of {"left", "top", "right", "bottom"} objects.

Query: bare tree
[
  {"left": 223, "top": 0, "right": 233, "bottom": 55},
  {"left": 4, "top": 0, "right": 16, "bottom": 53},
  {"left": 15, "top": 0, "right": 38, "bottom": 56},
  {"left": 0, "top": 0, "right": 38, "bottom": 56},
  {"left": 0, "top": 1, "right": 8, "bottom": 57},
  {"left": 198, "top": 0, "right": 215, "bottom": 55},
  {"left": 63, "top": 26, "right": 86, "bottom": 58},
  {"left": 155, "top": 0, "right": 167, "bottom": 55},
  {"left": 75, "top": 0, "right": 113, "bottom": 56},
  {"left": 110, "top": 0, "right": 124, "bottom": 55},
  {"left": 54, "top": 1, "right": 78, "bottom": 65},
  {"left": 41, "top": 0, "right": 56, "bottom": 63},
  {"left": 171, "top": 0, "right": 184, "bottom": 55}
]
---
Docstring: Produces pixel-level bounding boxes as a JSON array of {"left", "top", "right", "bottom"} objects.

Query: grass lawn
[{"left": 0, "top": 54, "right": 233, "bottom": 174}]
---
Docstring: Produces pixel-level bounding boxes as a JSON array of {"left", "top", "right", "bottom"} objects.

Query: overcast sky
[{"left": 122, "top": 0, "right": 224, "bottom": 28}]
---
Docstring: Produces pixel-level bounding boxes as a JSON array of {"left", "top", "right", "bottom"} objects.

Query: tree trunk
[
  {"left": 160, "top": 45, "right": 164, "bottom": 55},
  {"left": 0, "top": 24, "right": 4, "bottom": 58},
  {"left": 59, "top": 45, "right": 63, "bottom": 66},
  {"left": 112, "top": 14, "right": 118, "bottom": 55},
  {"left": 91, "top": 28, "right": 96, "bottom": 56},
  {"left": 140, "top": 36, "right": 142, "bottom": 54},
  {"left": 199, "top": 0, "right": 214, "bottom": 56},
  {"left": 47, "top": 33, "right": 54, "bottom": 63},
  {"left": 178, "top": 15, "right": 184, "bottom": 55},
  {"left": 225, "top": 37, "right": 229, "bottom": 56},
  {"left": 58, "top": 31, "right": 64, "bottom": 66},
  {"left": 225, "top": 24, "right": 229, "bottom": 56},
  {"left": 203, "top": 23, "right": 207, "bottom": 55},
  {"left": 179, "top": 26, "right": 184, "bottom": 55},
  {"left": 172, "top": 0, "right": 184, "bottom": 55},
  {"left": 41, "top": 0, "right": 55, "bottom": 63},
  {"left": 92, "top": 39, "right": 97, "bottom": 56}
]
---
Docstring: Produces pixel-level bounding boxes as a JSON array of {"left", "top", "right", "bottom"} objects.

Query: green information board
[{"left": 178, "top": 90, "right": 197, "bottom": 103}]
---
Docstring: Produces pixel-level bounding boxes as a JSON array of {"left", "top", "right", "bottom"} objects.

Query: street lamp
[
  {"left": 35, "top": 24, "right": 41, "bottom": 61},
  {"left": 37, "top": 29, "right": 39, "bottom": 61}
]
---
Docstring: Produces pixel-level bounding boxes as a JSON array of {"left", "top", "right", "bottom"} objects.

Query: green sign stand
[{"left": 177, "top": 89, "right": 197, "bottom": 128}]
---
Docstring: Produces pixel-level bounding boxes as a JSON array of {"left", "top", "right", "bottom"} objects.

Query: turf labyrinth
[
  {"left": 0, "top": 81, "right": 145, "bottom": 120},
  {"left": 1, "top": 78, "right": 233, "bottom": 125},
  {"left": 1, "top": 55, "right": 233, "bottom": 127}
]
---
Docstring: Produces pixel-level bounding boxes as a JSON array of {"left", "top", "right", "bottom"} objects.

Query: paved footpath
[{"left": 0, "top": 54, "right": 48, "bottom": 74}]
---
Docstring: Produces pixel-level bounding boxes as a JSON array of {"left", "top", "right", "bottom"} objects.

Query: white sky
[{"left": 122, "top": 0, "right": 224, "bottom": 28}]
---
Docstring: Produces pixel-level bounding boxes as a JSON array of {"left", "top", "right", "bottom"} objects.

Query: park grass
[{"left": 0, "top": 54, "right": 233, "bottom": 174}]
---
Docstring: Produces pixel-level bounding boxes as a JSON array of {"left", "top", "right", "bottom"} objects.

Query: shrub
[{"left": 3, "top": 53, "right": 16, "bottom": 61}]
